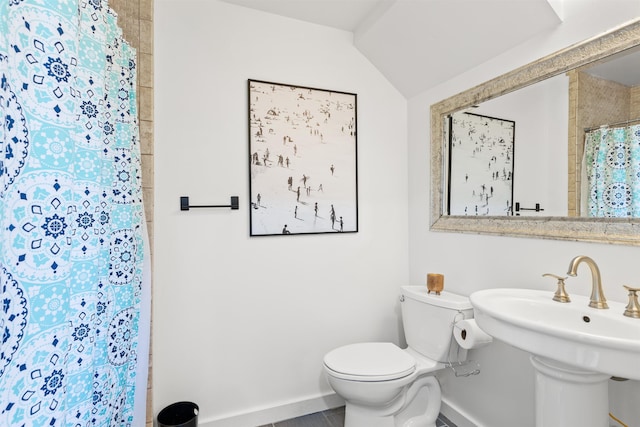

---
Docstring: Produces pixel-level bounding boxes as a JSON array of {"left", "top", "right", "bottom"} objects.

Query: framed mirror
[{"left": 431, "top": 18, "right": 640, "bottom": 246}]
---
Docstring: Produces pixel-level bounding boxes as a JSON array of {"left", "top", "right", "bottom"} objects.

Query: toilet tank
[{"left": 400, "top": 285, "right": 473, "bottom": 363}]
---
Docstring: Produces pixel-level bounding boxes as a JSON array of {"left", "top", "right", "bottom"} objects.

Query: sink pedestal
[{"left": 530, "top": 356, "right": 610, "bottom": 427}]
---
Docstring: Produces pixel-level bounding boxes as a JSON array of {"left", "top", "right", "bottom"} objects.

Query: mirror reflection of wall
[
  {"left": 447, "top": 74, "right": 569, "bottom": 217},
  {"left": 444, "top": 46, "right": 640, "bottom": 220}
]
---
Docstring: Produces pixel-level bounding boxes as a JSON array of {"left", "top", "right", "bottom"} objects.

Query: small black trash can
[{"left": 157, "top": 401, "right": 199, "bottom": 427}]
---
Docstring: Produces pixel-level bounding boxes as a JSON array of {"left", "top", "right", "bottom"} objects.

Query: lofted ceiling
[
  {"left": 584, "top": 45, "right": 640, "bottom": 87},
  {"left": 220, "top": 0, "right": 563, "bottom": 98}
]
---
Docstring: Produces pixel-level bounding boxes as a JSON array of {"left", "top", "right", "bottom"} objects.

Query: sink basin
[{"left": 470, "top": 288, "right": 640, "bottom": 380}]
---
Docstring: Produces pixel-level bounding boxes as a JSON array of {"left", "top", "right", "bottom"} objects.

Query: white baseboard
[
  {"left": 196, "top": 393, "right": 477, "bottom": 427},
  {"left": 441, "top": 397, "right": 483, "bottom": 427},
  {"left": 198, "top": 393, "right": 345, "bottom": 427}
]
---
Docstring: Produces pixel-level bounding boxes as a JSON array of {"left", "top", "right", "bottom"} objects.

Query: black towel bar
[
  {"left": 514, "top": 202, "right": 544, "bottom": 215},
  {"left": 180, "top": 196, "right": 239, "bottom": 211}
]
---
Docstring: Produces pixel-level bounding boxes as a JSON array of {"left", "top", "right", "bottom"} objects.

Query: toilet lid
[{"left": 324, "top": 343, "right": 416, "bottom": 382}]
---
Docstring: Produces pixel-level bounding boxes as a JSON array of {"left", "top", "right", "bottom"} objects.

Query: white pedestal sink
[{"left": 470, "top": 288, "right": 640, "bottom": 427}]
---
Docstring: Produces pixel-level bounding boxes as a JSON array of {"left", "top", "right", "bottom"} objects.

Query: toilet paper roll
[{"left": 453, "top": 319, "right": 493, "bottom": 350}]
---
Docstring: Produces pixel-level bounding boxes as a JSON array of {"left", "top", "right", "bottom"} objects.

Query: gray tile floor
[{"left": 258, "top": 407, "right": 457, "bottom": 427}]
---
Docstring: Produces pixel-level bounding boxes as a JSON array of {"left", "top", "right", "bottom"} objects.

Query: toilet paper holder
[
  {"left": 447, "top": 315, "right": 491, "bottom": 377},
  {"left": 447, "top": 360, "right": 481, "bottom": 377},
  {"left": 449, "top": 318, "right": 481, "bottom": 377}
]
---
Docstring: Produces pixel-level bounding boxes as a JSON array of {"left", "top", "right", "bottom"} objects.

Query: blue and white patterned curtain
[
  {"left": 584, "top": 125, "right": 640, "bottom": 217},
  {"left": 0, "top": 1, "right": 148, "bottom": 426}
]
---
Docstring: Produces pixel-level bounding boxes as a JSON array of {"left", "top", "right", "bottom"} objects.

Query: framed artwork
[
  {"left": 248, "top": 79, "right": 358, "bottom": 236},
  {"left": 447, "top": 112, "right": 515, "bottom": 216}
]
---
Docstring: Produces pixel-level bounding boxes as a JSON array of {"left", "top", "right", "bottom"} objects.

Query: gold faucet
[{"left": 566, "top": 255, "right": 609, "bottom": 309}]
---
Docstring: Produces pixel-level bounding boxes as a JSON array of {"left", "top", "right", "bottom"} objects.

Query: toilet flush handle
[{"left": 399, "top": 294, "right": 405, "bottom": 302}]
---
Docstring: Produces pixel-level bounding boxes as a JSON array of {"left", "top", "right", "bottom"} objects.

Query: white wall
[
  {"left": 476, "top": 74, "right": 569, "bottom": 216},
  {"left": 409, "top": 1, "right": 640, "bottom": 426},
  {"left": 154, "top": 1, "right": 408, "bottom": 426}
]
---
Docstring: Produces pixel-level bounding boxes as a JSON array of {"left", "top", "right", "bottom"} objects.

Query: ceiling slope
[
  {"left": 354, "top": 0, "right": 562, "bottom": 97},
  {"left": 220, "top": 0, "right": 562, "bottom": 98},
  {"left": 219, "top": 0, "right": 387, "bottom": 31}
]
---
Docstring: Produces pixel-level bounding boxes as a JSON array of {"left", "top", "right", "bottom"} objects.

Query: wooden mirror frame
[{"left": 430, "top": 18, "right": 640, "bottom": 246}]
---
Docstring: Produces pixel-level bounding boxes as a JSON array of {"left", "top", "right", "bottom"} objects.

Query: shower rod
[{"left": 584, "top": 117, "right": 640, "bottom": 132}]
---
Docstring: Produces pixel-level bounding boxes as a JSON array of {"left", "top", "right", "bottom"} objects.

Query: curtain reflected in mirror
[{"left": 583, "top": 124, "right": 640, "bottom": 217}]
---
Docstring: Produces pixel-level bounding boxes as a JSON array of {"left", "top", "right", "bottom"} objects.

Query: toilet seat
[{"left": 324, "top": 342, "right": 415, "bottom": 382}]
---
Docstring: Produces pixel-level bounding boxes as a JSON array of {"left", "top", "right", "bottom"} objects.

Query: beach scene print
[
  {"left": 448, "top": 112, "right": 515, "bottom": 216},
  {"left": 249, "top": 80, "right": 358, "bottom": 235}
]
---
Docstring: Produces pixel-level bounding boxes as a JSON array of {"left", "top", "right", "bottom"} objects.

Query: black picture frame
[{"left": 248, "top": 79, "right": 358, "bottom": 236}]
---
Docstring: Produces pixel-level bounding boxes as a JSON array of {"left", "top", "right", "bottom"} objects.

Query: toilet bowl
[
  {"left": 324, "top": 343, "right": 445, "bottom": 427},
  {"left": 323, "top": 286, "right": 474, "bottom": 427}
]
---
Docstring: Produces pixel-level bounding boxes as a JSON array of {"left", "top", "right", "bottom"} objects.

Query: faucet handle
[
  {"left": 623, "top": 285, "right": 640, "bottom": 318},
  {"left": 543, "top": 273, "right": 571, "bottom": 303}
]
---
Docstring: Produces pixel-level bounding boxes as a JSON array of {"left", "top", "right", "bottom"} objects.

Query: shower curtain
[
  {"left": 583, "top": 124, "right": 640, "bottom": 217},
  {"left": 0, "top": 1, "right": 149, "bottom": 426}
]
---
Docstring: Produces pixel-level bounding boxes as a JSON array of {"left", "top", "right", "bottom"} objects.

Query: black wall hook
[{"left": 180, "top": 196, "right": 239, "bottom": 211}]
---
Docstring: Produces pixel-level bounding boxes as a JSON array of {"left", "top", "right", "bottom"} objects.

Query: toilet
[{"left": 323, "top": 285, "right": 474, "bottom": 427}]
